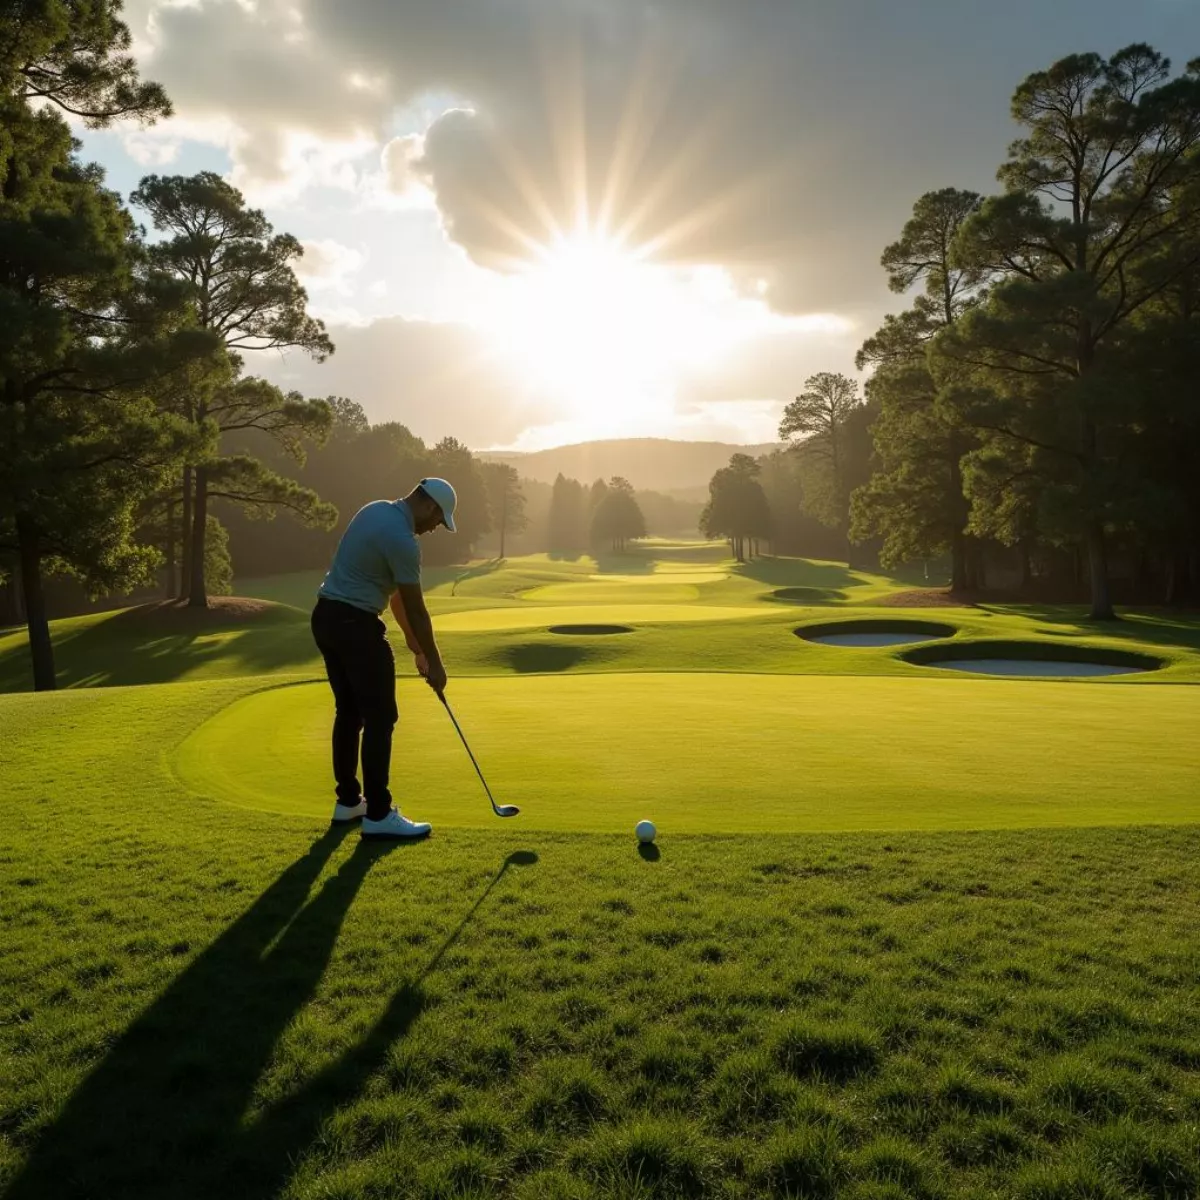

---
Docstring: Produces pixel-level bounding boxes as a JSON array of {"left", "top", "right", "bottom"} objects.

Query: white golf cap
[{"left": 419, "top": 477, "right": 457, "bottom": 531}]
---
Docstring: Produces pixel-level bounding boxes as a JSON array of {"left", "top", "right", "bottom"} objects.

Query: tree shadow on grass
[
  {"left": 591, "top": 546, "right": 657, "bottom": 575},
  {"left": 448, "top": 558, "right": 504, "bottom": 596},
  {"left": 730, "top": 557, "right": 869, "bottom": 589},
  {"left": 500, "top": 642, "right": 595, "bottom": 673},
  {"left": 7, "top": 835, "right": 538, "bottom": 1200},
  {"left": 0, "top": 603, "right": 320, "bottom": 692},
  {"left": 976, "top": 603, "right": 1200, "bottom": 652}
]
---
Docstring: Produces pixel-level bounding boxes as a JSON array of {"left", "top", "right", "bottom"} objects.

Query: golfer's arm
[
  {"left": 389, "top": 588, "right": 423, "bottom": 654},
  {"left": 395, "top": 584, "right": 443, "bottom": 666}
]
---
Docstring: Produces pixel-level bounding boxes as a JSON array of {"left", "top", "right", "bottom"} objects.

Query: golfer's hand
[
  {"left": 414, "top": 652, "right": 429, "bottom": 678},
  {"left": 425, "top": 661, "right": 448, "bottom": 696}
]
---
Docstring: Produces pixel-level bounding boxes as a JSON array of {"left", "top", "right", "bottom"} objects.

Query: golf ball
[{"left": 635, "top": 819, "right": 657, "bottom": 844}]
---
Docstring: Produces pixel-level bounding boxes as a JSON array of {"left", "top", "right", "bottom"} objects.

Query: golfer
[{"left": 311, "top": 478, "right": 457, "bottom": 840}]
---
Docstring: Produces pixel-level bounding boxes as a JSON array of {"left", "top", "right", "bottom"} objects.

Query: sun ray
[
  {"left": 594, "top": 31, "right": 684, "bottom": 240},
  {"left": 535, "top": 20, "right": 591, "bottom": 235}
]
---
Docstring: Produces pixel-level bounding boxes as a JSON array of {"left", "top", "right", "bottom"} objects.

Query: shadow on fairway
[
  {"left": 976, "top": 603, "right": 1200, "bottom": 651},
  {"left": 638, "top": 842, "right": 662, "bottom": 862},
  {"left": 449, "top": 557, "right": 504, "bottom": 595},
  {"left": 731, "top": 557, "right": 870, "bottom": 590},
  {"left": 591, "top": 550, "right": 656, "bottom": 575},
  {"left": 500, "top": 642, "right": 596, "bottom": 673},
  {"left": 7, "top": 836, "right": 538, "bottom": 1200},
  {"left": 0, "top": 602, "right": 319, "bottom": 691}
]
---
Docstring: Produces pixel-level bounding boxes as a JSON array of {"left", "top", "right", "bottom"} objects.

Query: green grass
[
  {"left": 3, "top": 542, "right": 1200, "bottom": 1197},
  {"left": 3, "top": 546, "right": 1199, "bottom": 690},
  {"left": 1, "top": 685, "right": 1198, "bottom": 1197},
  {"left": 171, "top": 674, "right": 1200, "bottom": 830}
]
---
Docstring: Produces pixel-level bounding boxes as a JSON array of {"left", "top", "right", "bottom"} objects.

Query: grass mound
[
  {"left": 574, "top": 1118, "right": 718, "bottom": 1197},
  {"left": 877, "top": 588, "right": 978, "bottom": 607},
  {"left": 770, "top": 586, "right": 849, "bottom": 603},
  {"left": 495, "top": 643, "right": 599, "bottom": 673},
  {"left": 133, "top": 595, "right": 295, "bottom": 623},
  {"left": 772, "top": 1020, "right": 882, "bottom": 1081},
  {"left": 0, "top": 598, "right": 314, "bottom": 690}
]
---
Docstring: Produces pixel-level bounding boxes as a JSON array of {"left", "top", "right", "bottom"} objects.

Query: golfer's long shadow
[{"left": 7, "top": 837, "right": 537, "bottom": 1200}]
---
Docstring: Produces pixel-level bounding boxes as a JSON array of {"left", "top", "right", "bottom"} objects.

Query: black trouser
[{"left": 311, "top": 597, "right": 398, "bottom": 820}]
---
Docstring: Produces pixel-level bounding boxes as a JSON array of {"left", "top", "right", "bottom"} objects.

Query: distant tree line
[
  {"left": 700, "top": 394, "right": 876, "bottom": 564},
  {"left": 704, "top": 45, "right": 1200, "bottom": 615},
  {"left": 215, "top": 403, "right": 508, "bottom": 574},
  {"left": 543, "top": 474, "right": 648, "bottom": 555}
]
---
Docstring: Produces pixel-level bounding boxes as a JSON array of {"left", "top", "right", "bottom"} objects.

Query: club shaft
[{"left": 440, "top": 696, "right": 502, "bottom": 813}]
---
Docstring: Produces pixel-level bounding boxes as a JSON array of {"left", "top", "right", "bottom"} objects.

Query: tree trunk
[
  {"left": 0, "top": 564, "right": 24, "bottom": 627},
  {"left": 1085, "top": 520, "right": 1116, "bottom": 620},
  {"left": 498, "top": 487, "right": 507, "bottom": 559},
  {"left": 180, "top": 465, "right": 193, "bottom": 599},
  {"left": 947, "top": 449, "right": 972, "bottom": 592},
  {"left": 188, "top": 465, "right": 209, "bottom": 608},
  {"left": 16, "top": 514, "right": 55, "bottom": 691},
  {"left": 1019, "top": 539, "right": 1034, "bottom": 593},
  {"left": 972, "top": 541, "right": 987, "bottom": 592},
  {"left": 165, "top": 497, "right": 177, "bottom": 598},
  {"left": 950, "top": 527, "right": 969, "bottom": 592}
]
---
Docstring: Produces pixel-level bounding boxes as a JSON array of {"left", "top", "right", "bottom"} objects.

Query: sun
[{"left": 478, "top": 227, "right": 760, "bottom": 438}]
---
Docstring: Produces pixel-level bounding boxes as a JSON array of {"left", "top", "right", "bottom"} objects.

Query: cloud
[
  {"left": 382, "top": 133, "right": 425, "bottom": 196},
  {"left": 297, "top": 239, "right": 365, "bottom": 287},
  {"left": 257, "top": 316, "right": 558, "bottom": 447},
  {"left": 114, "top": 1, "right": 988, "bottom": 310},
  {"left": 120, "top": 130, "right": 182, "bottom": 166},
  {"left": 125, "top": 1, "right": 1200, "bottom": 318}
]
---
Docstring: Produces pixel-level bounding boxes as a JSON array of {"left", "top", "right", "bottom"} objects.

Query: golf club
[{"left": 436, "top": 690, "right": 520, "bottom": 818}]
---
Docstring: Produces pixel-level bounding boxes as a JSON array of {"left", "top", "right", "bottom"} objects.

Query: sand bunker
[
  {"left": 797, "top": 619, "right": 955, "bottom": 647},
  {"left": 905, "top": 640, "right": 1161, "bottom": 677},
  {"left": 925, "top": 658, "right": 1147, "bottom": 677}
]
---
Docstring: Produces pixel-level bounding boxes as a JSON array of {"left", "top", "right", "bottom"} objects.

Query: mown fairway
[
  {"left": 174, "top": 674, "right": 1200, "bottom": 831},
  {"left": 2, "top": 546, "right": 1199, "bottom": 1199}
]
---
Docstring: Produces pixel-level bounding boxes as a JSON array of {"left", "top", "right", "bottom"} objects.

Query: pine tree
[{"left": 130, "top": 172, "right": 334, "bottom": 605}]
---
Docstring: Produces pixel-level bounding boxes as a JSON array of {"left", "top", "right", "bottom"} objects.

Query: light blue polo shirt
[{"left": 318, "top": 500, "right": 421, "bottom": 614}]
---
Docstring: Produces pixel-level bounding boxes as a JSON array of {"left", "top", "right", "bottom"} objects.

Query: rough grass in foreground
[
  {"left": 1, "top": 683, "right": 1199, "bottom": 1197},
  {"left": 2, "top": 543, "right": 1199, "bottom": 1198}
]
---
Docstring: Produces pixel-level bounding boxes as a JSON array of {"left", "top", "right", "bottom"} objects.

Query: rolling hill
[{"left": 478, "top": 437, "right": 783, "bottom": 491}]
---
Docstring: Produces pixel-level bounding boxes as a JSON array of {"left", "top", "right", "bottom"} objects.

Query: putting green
[
  {"left": 588, "top": 570, "right": 728, "bottom": 582},
  {"left": 522, "top": 571, "right": 732, "bottom": 604},
  {"left": 173, "top": 673, "right": 1200, "bottom": 832},
  {"left": 433, "top": 604, "right": 766, "bottom": 631},
  {"left": 522, "top": 582, "right": 704, "bottom": 603}
]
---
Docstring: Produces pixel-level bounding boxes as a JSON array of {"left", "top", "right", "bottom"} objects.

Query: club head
[{"left": 494, "top": 804, "right": 520, "bottom": 818}]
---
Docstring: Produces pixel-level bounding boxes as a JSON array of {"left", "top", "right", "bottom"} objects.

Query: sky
[{"left": 79, "top": 0, "right": 1200, "bottom": 451}]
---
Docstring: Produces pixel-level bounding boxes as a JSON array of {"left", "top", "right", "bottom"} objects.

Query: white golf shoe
[
  {"left": 361, "top": 808, "right": 432, "bottom": 841},
  {"left": 330, "top": 800, "right": 367, "bottom": 825}
]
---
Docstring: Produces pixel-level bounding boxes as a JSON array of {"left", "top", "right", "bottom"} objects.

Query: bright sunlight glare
[{"left": 474, "top": 229, "right": 811, "bottom": 441}]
